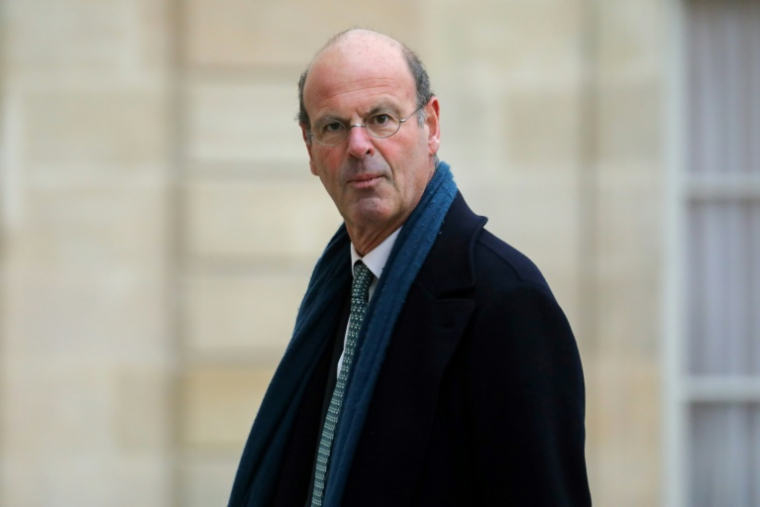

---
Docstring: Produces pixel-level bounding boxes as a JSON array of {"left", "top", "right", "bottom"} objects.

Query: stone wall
[{"left": 0, "top": 1, "right": 665, "bottom": 505}]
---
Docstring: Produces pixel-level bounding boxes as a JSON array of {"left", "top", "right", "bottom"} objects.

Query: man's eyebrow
[
  {"left": 365, "top": 102, "right": 400, "bottom": 116},
  {"left": 313, "top": 102, "right": 401, "bottom": 127},
  {"left": 313, "top": 114, "right": 345, "bottom": 127}
]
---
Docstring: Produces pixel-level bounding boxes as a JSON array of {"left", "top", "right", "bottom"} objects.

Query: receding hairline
[
  {"left": 302, "top": 29, "right": 409, "bottom": 98},
  {"left": 297, "top": 29, "right": 434, "bottom": 130},
  {"left": 311, "top": 28, "right": 405, "bottom": 69}
]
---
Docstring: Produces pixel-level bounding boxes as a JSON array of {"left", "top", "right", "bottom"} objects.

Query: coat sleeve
[{"left": 465, "top": 283, "right": 591, "bottom": 507}]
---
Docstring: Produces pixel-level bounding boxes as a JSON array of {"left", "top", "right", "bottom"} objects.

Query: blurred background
[{"left": 0, "top": 0, "right": 758, "bottom": 506}]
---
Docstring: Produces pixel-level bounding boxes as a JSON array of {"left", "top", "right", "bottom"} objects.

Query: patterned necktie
[{"left": 311, "top": 261, "right": 373, "bottom": 507}]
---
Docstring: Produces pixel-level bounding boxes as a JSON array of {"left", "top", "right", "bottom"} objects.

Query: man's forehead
[
  {"left": 304, "top": 35, "right": 414, "bottom": 110},
  {"left": 311, "top": 35, "right": 405, "bottom": 80}
]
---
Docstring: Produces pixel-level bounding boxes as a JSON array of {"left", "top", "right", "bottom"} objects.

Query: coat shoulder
[{"left": 473, "top": 228, "right": 554, "bottom": 297}]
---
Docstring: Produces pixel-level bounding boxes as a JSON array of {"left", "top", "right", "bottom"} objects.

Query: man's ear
[
  {"left": 301, "top": 124, "right": 318, "bottom": 175},
  {"left": 425, "top": 97, "right": 441, "bottom": 156}
]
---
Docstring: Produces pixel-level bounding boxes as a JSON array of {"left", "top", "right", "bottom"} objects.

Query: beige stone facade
[{"left": 1, "top": 1, "right": 668, "bottom": 505}]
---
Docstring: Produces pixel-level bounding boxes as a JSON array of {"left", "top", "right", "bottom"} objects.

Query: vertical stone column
[
  {"left": 0, "top": 1, "right": 174, "bottom": 505},
  {"left": 585, "top": 0, "right": 665, "bottom": 505}
]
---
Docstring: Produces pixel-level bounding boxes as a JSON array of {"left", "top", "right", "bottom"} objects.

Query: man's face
[{"left": 301, "top": 35, "right": 440, "bottom": 250}]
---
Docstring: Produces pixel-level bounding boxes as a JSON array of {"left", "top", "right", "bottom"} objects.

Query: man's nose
[{"left": 345, "top": 125, "right": 374, "bottom": 158}]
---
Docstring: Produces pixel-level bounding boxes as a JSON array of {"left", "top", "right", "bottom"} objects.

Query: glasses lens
[
  {"left": 366, "top": 113, "right": 400, "bottom": 139},
  {"left": 315, "top": 122, "right": 348, "bottom": 146}
]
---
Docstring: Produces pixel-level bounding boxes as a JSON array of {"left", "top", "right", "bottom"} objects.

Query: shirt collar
[{"left": 350, "top": 228, "right": 402, "bottom": 280}]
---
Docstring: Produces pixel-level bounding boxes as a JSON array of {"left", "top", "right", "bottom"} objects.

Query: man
[{"left": 229, "top": 29, "right": 591, "bottom": 507}]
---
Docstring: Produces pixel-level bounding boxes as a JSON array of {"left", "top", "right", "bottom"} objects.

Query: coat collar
[{"left": 415, "top": 191, "right": 488, "bottom": 298}]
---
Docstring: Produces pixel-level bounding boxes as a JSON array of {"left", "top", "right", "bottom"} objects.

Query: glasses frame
[{"left": 307, "top": 103, "right": 426, "bottom": 147}]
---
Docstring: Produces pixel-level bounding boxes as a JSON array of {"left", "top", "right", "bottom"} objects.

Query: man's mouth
[{"left": 348, "top": 174, "right": 384, "bottom": 188}]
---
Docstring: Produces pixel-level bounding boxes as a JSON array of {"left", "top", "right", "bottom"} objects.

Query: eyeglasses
[{"left": 307, "top": 104, "right": 425, "bottom": 147}]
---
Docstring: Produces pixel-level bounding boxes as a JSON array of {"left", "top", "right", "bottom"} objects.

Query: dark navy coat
[{"left": 272, "top": 192, "right": 591, "bottom": 507}]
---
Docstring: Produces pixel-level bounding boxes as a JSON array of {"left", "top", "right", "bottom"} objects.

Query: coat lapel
[{"left": 342, "top": 194, "right": 487, "bottom": 506}]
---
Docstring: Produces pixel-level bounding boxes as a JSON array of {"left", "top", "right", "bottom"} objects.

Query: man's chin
[{"left": 346, "top": 199, "right": 397, "bottom": 228}]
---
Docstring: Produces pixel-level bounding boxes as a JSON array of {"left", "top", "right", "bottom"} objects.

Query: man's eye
[
  {"left": 369, "top": 114, "right": 393, "bottom": 126},
  {"left": 322, "top": 122, "right": 344, "bottom": 134}
]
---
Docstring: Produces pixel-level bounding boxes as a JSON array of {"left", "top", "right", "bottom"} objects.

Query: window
[{"left": 668, "top": 0, "right": 760, "bottom": 505}]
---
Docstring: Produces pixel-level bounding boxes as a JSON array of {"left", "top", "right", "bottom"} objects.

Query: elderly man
[{"left": 229, "top": 29, "right": 591, "bottom": 507}]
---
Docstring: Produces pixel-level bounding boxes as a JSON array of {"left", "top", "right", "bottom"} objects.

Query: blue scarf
[{"left": 228, "top": 162, "right": 458, "bottom": 507}]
